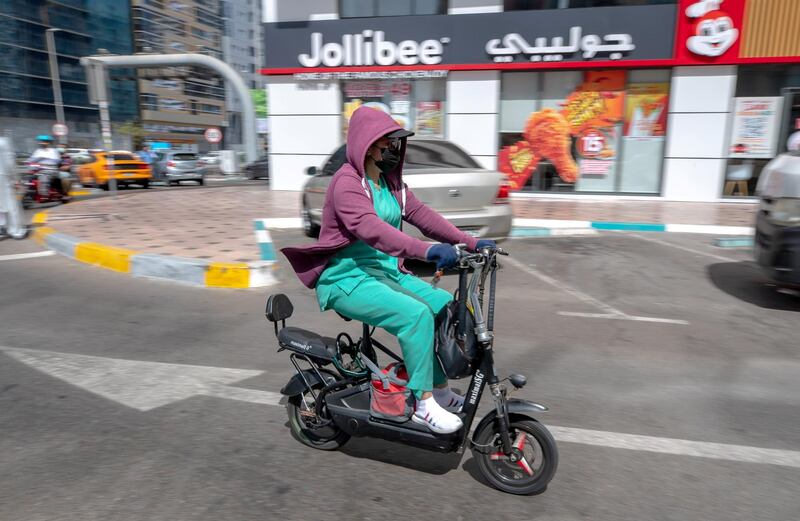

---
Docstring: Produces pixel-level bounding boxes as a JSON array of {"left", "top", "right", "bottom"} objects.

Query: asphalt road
[{"left": 1, "top": 229, "right": 799, "bottom": 521}]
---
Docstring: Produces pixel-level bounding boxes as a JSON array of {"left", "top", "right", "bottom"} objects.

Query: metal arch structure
[{"left": 80, "top": 53, "right": 258, "bottom": 163}]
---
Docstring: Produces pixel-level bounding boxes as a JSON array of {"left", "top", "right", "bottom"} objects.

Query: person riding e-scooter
[
  {"left": 281, "top": 107, "right": 495, "bottom": 434},
  {"left": 28, "top": 135, "right": 70, "bottom": 198}
]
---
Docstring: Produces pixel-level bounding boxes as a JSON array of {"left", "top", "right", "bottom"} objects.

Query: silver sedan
[{"left": 301, "top": 139, "right": 512, "bottom": 240}]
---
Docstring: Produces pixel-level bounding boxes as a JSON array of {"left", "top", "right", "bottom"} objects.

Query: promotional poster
[{"left": 498, "top": 70, "right": 626, "bottom": 191}]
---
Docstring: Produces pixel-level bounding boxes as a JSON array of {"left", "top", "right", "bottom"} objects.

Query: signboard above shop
[
  {"left": 261, "top": 5, "right": 678, "bottom": 74},
  {"left": 261, "top": 1, "right": 800, "bottom": 76}
]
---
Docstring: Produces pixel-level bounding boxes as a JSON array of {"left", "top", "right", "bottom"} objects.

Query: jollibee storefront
[{"left": 261, "top": 0, "right": 800, "bottom": 201}]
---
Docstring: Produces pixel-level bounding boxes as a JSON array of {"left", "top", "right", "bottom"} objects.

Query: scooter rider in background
[
  {"left": 281, "top": 107, "right": 495, "bottom": 434},
  {"left": 29, "top": 135, "right": 60, "bottom": 164},
  {"left": 28, "top": 135, "right": 68, "bottom": 197}
]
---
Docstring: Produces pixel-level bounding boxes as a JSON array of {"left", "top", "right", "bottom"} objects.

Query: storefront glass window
[
  {"left": 340, "top": 0, "right": 446, "bottom": 18},
  {"left": 503, "top": 0, "right": 674, "bottom": 9},
  {"left": 342, "top": 79, "right": 446, "bottom": 138},
  {"left": 724, "top": 65, "right": 800, "bottom": 198},
  {"left": 498, "top": 69, "right": 670, "bottom": 194}
]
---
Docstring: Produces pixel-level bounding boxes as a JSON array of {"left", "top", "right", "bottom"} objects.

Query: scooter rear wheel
[
  {"left": 287, "top": 386, "right": 350, "bottom": 451},
  {"left": 473, "top": 419, "right": 558, "bottom": 495}
]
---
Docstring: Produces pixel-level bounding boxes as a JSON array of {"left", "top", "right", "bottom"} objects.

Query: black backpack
[{"left": 435, "top": 299, "right": 479, "bottom": 379}]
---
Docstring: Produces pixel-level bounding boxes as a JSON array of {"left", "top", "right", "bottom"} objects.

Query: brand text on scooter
[
  {"left": 298, "top": 31, "right": 447, "bottom": 67},
  {"left": 468, "top": 370, "right": 484, "bottom": 405}
]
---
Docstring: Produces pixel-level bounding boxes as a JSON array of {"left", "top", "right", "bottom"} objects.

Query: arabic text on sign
[{"left": 485, "top": 27, "right": 635, "bottom": 63}]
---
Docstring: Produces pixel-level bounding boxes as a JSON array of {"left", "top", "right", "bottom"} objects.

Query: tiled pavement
[
  {"left": 40, "top": 188, "right": 758, "bottom": 264},
  {"left": 511, "top": 198, "right": 757, "bottom": 227}
]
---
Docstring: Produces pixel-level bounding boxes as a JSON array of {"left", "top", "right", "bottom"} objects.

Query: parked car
[
  {"left": 243, "top": 154, "right": 269, "bottom": 180},
  {"left": 73, "top": 151, "right": 152, "bottom": 190},
  {"left": 755, "top": 152, "right": 800, "bottom": 288},
  {"left": 153, "top": 151, "right": 204, "bottom": 185},
  {"left": 301, "top": 138, "right": 512, "bottom": 239},
  {"left": 198, "top": 151, "right": 221, "bottom": 175}
]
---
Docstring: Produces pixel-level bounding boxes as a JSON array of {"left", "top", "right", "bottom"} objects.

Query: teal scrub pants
[{"left": 323, "top": 272, "right": 452, "bottom": 399}]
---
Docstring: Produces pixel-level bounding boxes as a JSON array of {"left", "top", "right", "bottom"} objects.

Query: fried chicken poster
[
  {"left": 624, "top": 83, "right": 669, "bottom": 137},
  {"left": 498, "top": 71, "right": 626, "bottom": 190}
]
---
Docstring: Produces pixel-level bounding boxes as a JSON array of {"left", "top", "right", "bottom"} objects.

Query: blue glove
[
  {"left": 426, "top": 243, "right": 458, "bottom": 270},
  {"left": 475, "top": 239, "right": 497, "bottom": 251}
]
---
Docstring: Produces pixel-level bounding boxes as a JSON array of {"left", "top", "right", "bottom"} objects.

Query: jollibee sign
[
  {"left": 675, "top": 0, "right": 745, "bottom": 64},
  {"left": 260, "top": 0, "right": 800, "bottom": 76}
]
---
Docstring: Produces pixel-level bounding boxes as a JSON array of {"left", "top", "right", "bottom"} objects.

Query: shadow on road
[
  {"left": 707, "top": 261, "right": 800, "bottom": 312},
  {"left": 339, "top": 437, "right": 463, "bottom": 475}
]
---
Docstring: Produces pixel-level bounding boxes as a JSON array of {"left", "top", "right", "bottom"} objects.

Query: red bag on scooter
[{"left": 361, "top": 355, "right": 414, "bottom": 422}]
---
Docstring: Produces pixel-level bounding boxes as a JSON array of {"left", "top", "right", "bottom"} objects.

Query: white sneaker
[
  {"left": 412, "top": 396, "right": 463, "bottom": 434},
  {"left": 433, "top": 388, "right": 464, "bottom": 412}
]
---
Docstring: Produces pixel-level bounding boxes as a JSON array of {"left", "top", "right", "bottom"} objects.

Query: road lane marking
[
  {"left": 3, "top": 346, "right": 799, "bottom": 469},
  {"left": 504, "top": 256, "right": 621, "bottom": 315},
  {"left": 548, "top": 426, "right": 800, "bottom": 469},
  {"left": 627, "top": 233, "right": 738, "bottom": 263},
  {"left": 557, "top": 312, "right": 689, "bottom": 325},
  {"left": 504, "top": 256, "right": 688, "bottom": 325},
  {"left": 0, "top": 346, "right": 275, "bottom": 411},
  {"left": 0, "top": 251, "right": 56, "bottom": 262}
]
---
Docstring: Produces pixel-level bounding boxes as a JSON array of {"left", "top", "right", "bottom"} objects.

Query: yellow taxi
[{"left": 73, "top": 150, "right": 152, "bottom": 190}]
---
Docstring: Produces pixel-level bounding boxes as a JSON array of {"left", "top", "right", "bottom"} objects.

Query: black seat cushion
[{"left": 278, "top": 327, "right": 337, "bottom": 361}]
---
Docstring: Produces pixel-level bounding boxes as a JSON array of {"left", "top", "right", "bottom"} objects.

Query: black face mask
[{"left": 375, "top": 147, "right": 400, "bottom": 174}]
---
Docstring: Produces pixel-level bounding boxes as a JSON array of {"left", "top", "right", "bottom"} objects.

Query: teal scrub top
[{"left": 316, "top": 174, "right": 402, "bottom": 310}]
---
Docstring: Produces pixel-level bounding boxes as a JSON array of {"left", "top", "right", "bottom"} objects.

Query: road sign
[
  {"left": 52, "top": 123, "right": 68, "bottom": 137},
  {"left": 204, "top": 127, "right": 222, "bottom": 143}
]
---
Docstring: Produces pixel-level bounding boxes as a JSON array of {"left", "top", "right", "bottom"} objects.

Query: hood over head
[{"left": 345, "top": 106, "right": 412, "bottom": 181}]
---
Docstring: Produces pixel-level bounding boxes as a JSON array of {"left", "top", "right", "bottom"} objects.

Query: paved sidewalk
[
  {"left": 30, "top": 188, "right": 758, "bottom": 287},
  {"left": 511, "top": 197, "right": 757, "bottom": 227}
]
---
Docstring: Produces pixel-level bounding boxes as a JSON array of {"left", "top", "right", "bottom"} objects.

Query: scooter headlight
[{"left": 770, "top": 198, "right": 800, "bottom": 226}]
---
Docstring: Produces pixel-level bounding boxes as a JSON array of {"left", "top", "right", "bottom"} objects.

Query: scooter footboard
[{"left": 325, "top": 384, "right": 462, "bottom": 453}]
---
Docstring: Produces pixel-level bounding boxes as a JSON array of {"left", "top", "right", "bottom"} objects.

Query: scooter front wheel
[
  {"left": 287, "top": 387, "right": 350, "bottom": 451},
  {"left": 473, "top": 418, "right": 558, "bottom": 495}
]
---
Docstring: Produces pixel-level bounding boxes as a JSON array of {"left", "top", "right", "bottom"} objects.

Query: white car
[
  {"left": 755, "top": 152, "right": 800, "bottom": 288},
  {"left": 301, "top": 138, "right": 512, "bottom": 240}
]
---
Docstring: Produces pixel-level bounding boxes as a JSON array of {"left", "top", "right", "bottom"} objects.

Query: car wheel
[
  {"left": 141, "top": 180, "right": 150, "bottom": 189},
  {"left": 302, "top": 197, "right": 320, "bottom": 238},
  {"left": 198, "top": 178, "right": 204, "bottom": 186}
]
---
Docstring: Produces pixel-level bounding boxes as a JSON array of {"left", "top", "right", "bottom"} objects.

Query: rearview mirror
[{"left": 306, "top": 166, "right": 317, "bottom": 176}]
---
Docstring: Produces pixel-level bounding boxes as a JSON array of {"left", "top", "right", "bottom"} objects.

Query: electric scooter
[
  {"left": 266, "top": 246, "right": 558, "bottom": 495},
  {"left": 19, "top": 162, "right": 69, "bottom": 208}
]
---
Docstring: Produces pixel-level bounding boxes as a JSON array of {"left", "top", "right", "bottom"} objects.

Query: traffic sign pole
[{"left": 52, "top": 123, "right": 68, "bottom": 138}]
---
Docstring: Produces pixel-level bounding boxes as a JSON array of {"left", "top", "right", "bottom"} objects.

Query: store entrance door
[{"left": 779, "top": 87, "right": 800, "bottom": 152}]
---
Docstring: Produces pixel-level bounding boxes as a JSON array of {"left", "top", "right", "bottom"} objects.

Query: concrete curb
[
  {"left": 255, "top": 217, "right": 754, "bottom": 237},
  {"left": 32, "top": 211, "right": 277, "bottom": 289},
  {"left": 512, "top": 218, "right": 754, "bottom": 235}
]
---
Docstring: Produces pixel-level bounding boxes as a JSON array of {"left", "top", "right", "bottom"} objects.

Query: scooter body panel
[{"left": 325, "top": 384, "right": 464, "bottom": 453}]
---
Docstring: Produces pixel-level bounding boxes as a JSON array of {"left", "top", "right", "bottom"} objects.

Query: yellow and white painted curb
[{"left": 31, "top": 211, "right": 277, "bottom": 289}]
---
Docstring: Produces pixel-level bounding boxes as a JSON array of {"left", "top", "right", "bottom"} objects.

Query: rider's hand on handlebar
[
  {"left": 426, "top": 243, "right": 458, "bottom": 270},
  {"left": 474, "top": 239, "right": 496, "bottom": 251}
]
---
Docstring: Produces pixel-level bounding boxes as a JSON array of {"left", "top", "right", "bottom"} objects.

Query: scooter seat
[{"left": 278, "top": 327, "right": 337, "bottom": 362}]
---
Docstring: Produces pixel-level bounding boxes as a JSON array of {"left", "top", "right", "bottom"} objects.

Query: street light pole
[{"left": 45, "top": 28, "right": 66, "bottom": 145}]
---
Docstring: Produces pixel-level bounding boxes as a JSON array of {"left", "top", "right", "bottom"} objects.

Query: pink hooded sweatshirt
[{"left": 281, "top": 107, "right": 479, "bottom": 289}]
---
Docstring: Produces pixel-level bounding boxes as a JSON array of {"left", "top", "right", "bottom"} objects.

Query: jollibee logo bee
[{"left": 685, "top": 0, "right": 739, "bottom": 58}]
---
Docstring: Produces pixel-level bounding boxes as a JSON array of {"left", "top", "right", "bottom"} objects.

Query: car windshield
[
  {"left": 108, "top": 153, "right": 135, "bottom": 161},
  {"left": 173, "top": 153, "right": 197, "bottom": 161},
  {"left": 404, "top": 141, "right": 481, "bottom": 170}
]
